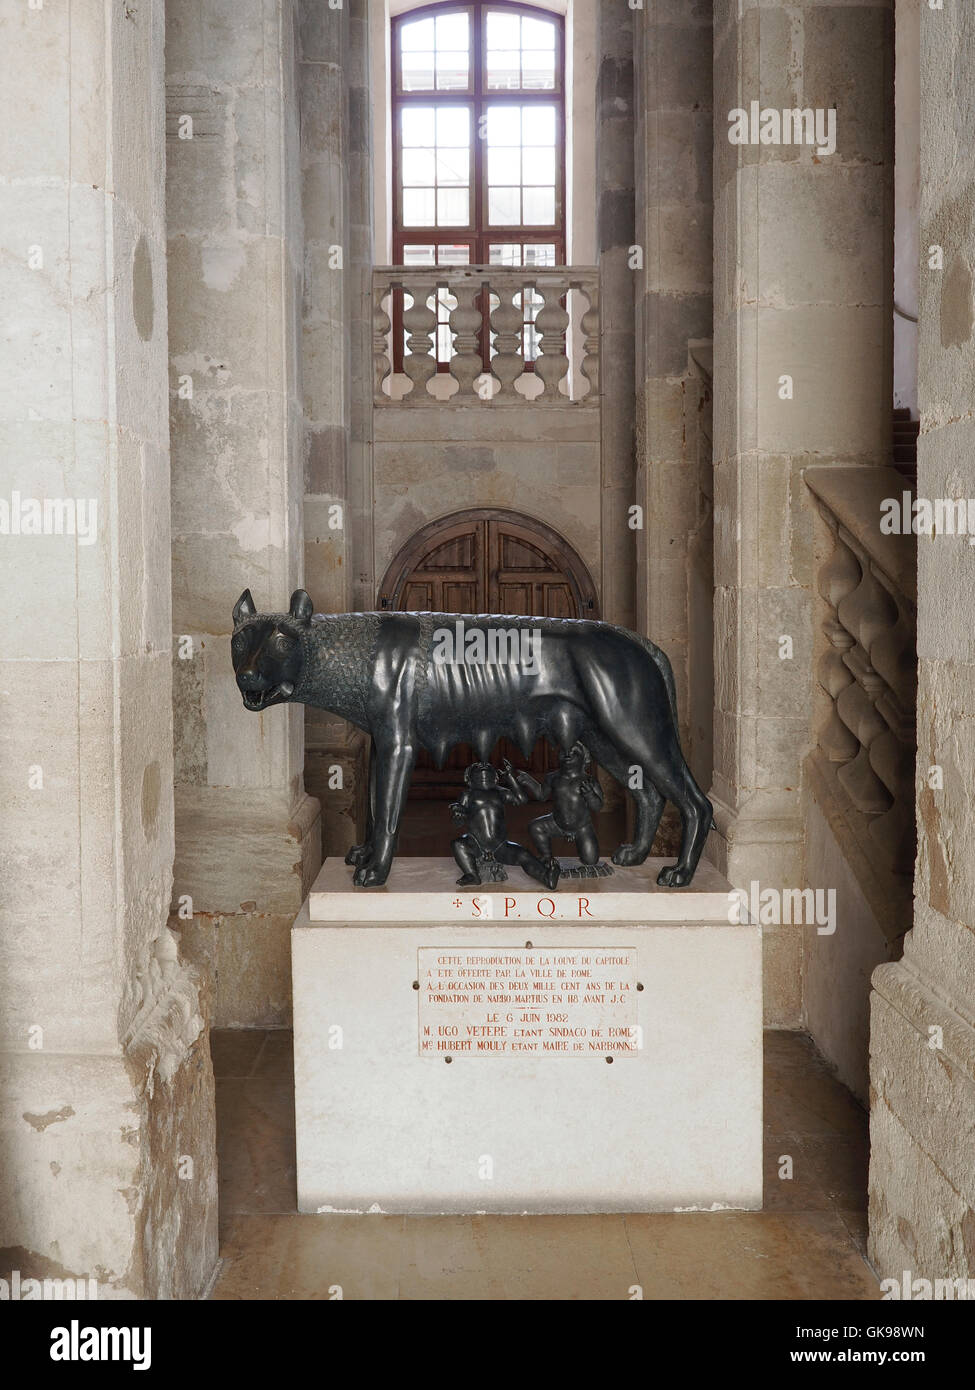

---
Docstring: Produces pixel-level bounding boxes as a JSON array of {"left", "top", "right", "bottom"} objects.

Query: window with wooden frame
[{"left": 391, "top": 1, "right": 566, "bottom": 372}]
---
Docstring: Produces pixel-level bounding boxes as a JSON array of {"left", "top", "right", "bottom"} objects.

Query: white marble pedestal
[{"left": 292, "top": 857, "right": 762, "bottom": 1214}]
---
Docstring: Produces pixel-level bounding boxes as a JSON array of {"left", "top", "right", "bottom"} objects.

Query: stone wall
[
  {"left": 894, "top": 0, "right": 920, "bottom": 416},
  {"left": 804, "top": 796, "right": 898, "bottom": 1104},
  {"left": 710, "top": 0, "right": 894, "bottom": 1027},
  {"left": 372, "top": 407, "right": 601, "bottom": 592},
  {"left": 869, "top": 0, "right": 975, "bottom": 1285},
  {"left": 596, "top": 1, "right": 636, "bottom": 633},
  {"left": 167, "top": 0, "right": 321, "bottom": 1029},
  {"left": 633, "top": 0, "right": 714, "bottom": 784},
  {"left": 0, "top": 0, "right": 215, "bottom": 1298},
  {"left": 300, "top": 0, "right": 373, "bottom": 859}
]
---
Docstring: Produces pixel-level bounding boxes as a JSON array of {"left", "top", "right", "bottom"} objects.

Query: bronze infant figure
[
  {"left": 509, "top": 742, "right": 612, "bottom": 877},
  {"left": 449, "top": 761, "right": 560, "bottom": 890}
]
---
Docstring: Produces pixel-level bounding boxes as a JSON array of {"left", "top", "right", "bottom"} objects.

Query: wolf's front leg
[
  {"left": 352, "top": 737, "right": 416, "bottom": 887},
  {"left": 345, "top": 737, "right": 378, "bottom": 870}
]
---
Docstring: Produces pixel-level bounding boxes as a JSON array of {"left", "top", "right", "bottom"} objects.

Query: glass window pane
[
  {"left": 437, "top": 106, "right": 470, "bottom": 147},
  {"left": 437, "top": 244, "right": 471, "bottom": 264},
  {"left": 522, "top": 186, "right": 555, "bottom": 224},
  {"left": 486, "top": 12, "right": 520, "bottom": 50},
  {"left": 521, "top": 51, "right": 555, "bottom": 91},
  {"left": 489, "top": 243, "right": 523, "bottom": 266},
  {"left": 402, "top": 149, "right": 436, "bottom": 186},
  {"left": 402, "top": 106, "right": 435, "bottom": 147},
  {"left": 403, "top": 188, "right": 436, "bottom": 225},
  {"left": 523, "top": 243, "right": 557, "bottom": 266},
  {"left": 487, "top": 49, "right": 521, "bottom": 90},
  {"left": 437, "top": 187, "right": 469, "bottom": 225},
  {"left": 521, "top": 16, "right": 556, "bottom": 49},
  {"left": 436, "top": 12, "right": 468, "bottom": 49},
  {"left": 521, "top": 146, "right": 555, "bottom": 184},
  {"left": 487, "top": 145, "right": 518, "bottom": 185},
  {"left": 520, "top": 287, "right": 544, "bottom": 313},
  {"left": 402, "top": 244, "right": 437, "bottom": 265},
  {"left": 489, "top": 187, "right": 521, "bottom": 225},
  {"left": 528, "top": 104, "right": 556, "bottom": 144},
  {"left": 401, "top": 17, "right": 434, "bottom": 50},
  {"left": 436, "top": 52, "right": 469, "bottom": 91},
  {"left": 436, "top": 148, "right": 469, "bottom": 186},
  {"left": 402, "top": 50, "right": 435, "bottom": 91},
  {"left": 486, "top": 104, "right": 521, "bottom": 146}
]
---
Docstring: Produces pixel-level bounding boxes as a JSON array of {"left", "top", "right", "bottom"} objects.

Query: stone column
[
  {"left": 346, "top": 0, "right": 377, "bottom": 623},
  {"left": 0, "top": 1, "right": 215, "bottom": 1296},
  {"left": 597, "top": 2, "right": 636, "bottom": 632},
  {"left": 167, "top": 0, "right": 321, "bottom": 1027},
  {"left": 299, "top": 0, "right": 372, "bottom": 854},
  {"left": 869, "top": 1, "right": 975, "bottom": 1285},
  {"left": 712, "top": 0, "right": 893, "bottom": 1024},
  {"left": 633, "top": 0, "right": 714, "bottom": 788}
]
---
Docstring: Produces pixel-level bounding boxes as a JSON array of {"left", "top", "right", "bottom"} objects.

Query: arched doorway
[
  {"left": 378, "top": 508, "right": 599, "bottom": 795},
  {"left": 378, "top": 508, "right": 598, "bottom": 619}
]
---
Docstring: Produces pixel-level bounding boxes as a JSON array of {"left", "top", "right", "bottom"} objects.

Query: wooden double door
[{"left": 378, "top": 509, "right": 599, "bottom": 795}]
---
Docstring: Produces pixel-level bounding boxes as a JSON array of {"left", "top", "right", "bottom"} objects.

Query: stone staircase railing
[
  {"left": 804, "top": 467, "right": 918, "bottom": 934},
  {"left": 373, "top": 265, "right": 599, "bottom": 406}
]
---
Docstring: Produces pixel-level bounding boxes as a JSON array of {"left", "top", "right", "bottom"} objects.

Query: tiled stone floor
[{"left": 209, "top": 1028, "right": 880, "bottom": 1300}]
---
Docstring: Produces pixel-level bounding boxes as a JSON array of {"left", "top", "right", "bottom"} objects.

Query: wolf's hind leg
[
  {"left": 653, "top": 767, "right": 712, "bottom": 888},
  {"left": 581, "top": 730, "right": 664, "bottom": 867},
  {"left": 611, "top": 733, "right": 712, "bottom": 887}
]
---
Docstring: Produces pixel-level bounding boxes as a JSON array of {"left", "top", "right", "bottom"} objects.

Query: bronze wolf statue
[{"left": 232, "top": 589, "right": 712, "bottom": 888}]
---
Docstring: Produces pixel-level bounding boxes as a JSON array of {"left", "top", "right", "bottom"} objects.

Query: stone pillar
[
  {"left": 346, "top": 0, "right": 377, "bottom": 623},
  {"left": 893, "top": 0, "right": 920, "bottom": 417},
  {"left": 633, "top": 0, "right": 714, "bottom": 788},
  {"left": 597, "top": 2, "right": 636, "bottom": 632},
  {"left": 0, "top": 1, "right": 216, "bottom": 1296},
  {"left": 711, "top": 0, "right": 893, "bottom": 1024},
  {"left": 299, "top": 0, "right": 372, "bottom": 855},
  {"left": 869, "top": 1, "right": 975, "bottom": 1284},
  {"left": 167, "top": 0, "right": 321, "bottom": 1027}
]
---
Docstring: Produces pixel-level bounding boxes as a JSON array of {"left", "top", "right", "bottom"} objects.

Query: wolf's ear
[
  {"left": 289, "top": 589, "right": 314, "bottom": 624},
  {"left": 233, "top": 589, "right": 257, "bottom": 626}
]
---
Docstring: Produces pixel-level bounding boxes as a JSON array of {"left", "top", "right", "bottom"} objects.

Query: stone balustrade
[
  {"left": 373, "top": 265, "right": 598, "bottom": 405},
  {"left": 805, "top": 468, "right": 917, "bottom": 882}
]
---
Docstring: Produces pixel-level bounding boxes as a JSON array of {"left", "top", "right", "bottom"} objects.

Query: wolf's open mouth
[{"left": 240, "top": 681, "right": 294, "bottom": 712}]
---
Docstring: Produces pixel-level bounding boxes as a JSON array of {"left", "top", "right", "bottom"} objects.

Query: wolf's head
[{"left": 231, "top": 588, "right": 313, "bottom": 712}]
